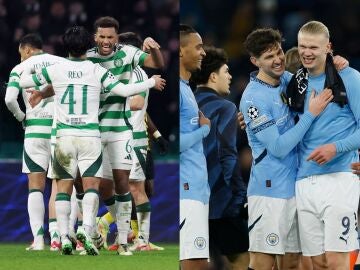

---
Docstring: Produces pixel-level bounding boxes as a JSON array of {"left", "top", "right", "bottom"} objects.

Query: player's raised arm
[
  {"left": 143, "top": 37, "right": 165, "bottom": 69},
  {"left": 99, "top": 69, "right": 165, "bottom": 97}
]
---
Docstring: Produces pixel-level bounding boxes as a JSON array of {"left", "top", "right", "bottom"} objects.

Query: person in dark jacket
[{"left": 192, "top": 46, "right": 249, "bottom": 270}]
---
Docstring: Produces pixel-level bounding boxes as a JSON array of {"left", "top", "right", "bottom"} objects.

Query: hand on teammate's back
[
  {"left": 308, "top": 88, "right": 333, "bottom": 116},
  {"left": 237, "top": 112, "right": 246, "bottom": 130},
  {"left": 198, "top": 111, "right": 210, "bottom": 128},
  {"left": 333, "top": 55, "right": 349, "bottom": 71},
  {"left": 151, "top": 75, "right": 166, "bottom": 91},
  {"left": 26, "top": 89, "right": 43, "bottom": 108}
]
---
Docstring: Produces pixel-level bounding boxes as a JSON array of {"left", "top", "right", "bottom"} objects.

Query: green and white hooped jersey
[
  {"left": 130, "top": 67, "right": 149, "bottom": 148},
  {"left": 86, "top": 45, "right": 148, "bottom": 141},
  {"left": 6, "top": 53, "right": 65, "bottom": 139},
  {"left": 32, "top": 59, "right": 113, "bottom": 138}
]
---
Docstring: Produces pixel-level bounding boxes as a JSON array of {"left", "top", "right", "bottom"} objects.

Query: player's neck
[
  {"left": 257, "top": 70, "right": 280, "bottom": 86},
  {"left": 308, "top": 63, "right": 326, "bottom": 77},
  {"left": 180, "top": 63, "right": 191, "bottom": 81}
]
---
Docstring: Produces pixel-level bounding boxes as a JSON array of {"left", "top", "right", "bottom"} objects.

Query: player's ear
[
  {"left": 179, "top": 47, "right": 183, "bottom": 58},
  {"left": 250, "top": 56, "right": 258, "bottom": 67},
  {"left": 209, "top": 72, "right": 217, "bottom": 83}
]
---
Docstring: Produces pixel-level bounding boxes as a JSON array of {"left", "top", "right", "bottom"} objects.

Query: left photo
[{"left": 0, "top": 1, "right": 179, "bottom": 269}]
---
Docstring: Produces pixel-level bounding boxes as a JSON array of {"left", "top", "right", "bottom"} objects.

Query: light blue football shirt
[
  {"left": 296, "top": 67, "right": 360, "bottom": 180},
  {"left": 240, "top": 71, "right": 315, "bottom": 198},
  {"left": 180, "top": 79, "right": 210, "bottom": 204}
]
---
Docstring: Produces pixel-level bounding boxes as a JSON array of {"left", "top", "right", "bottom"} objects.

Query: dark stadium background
[
  {"left": 181, "top": 0, "right": 360, "bottom": 185},
  {"left": 0, "top": 0, "right": 179, "bottom": 245}
]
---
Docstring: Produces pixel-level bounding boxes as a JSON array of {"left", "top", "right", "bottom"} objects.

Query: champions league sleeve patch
[{"left": 247, "top": 106, "right": 259, "bottom": 120}]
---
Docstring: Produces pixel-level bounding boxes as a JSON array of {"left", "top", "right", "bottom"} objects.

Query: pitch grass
[{"left": 0, "top": 243, "right": 179, "bottom": 270}]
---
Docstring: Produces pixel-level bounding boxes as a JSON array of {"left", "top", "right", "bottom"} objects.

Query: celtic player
[
  {"left": 86, "top": 16, "right": 164, "bottom": 255},
  {"left": 5, "top": 33, "right": 65, "bottom": 251}
]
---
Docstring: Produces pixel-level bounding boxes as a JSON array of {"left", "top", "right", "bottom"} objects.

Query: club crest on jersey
[
  {"left": 194, "top": 237, "right": 206, "bottom": 250},
  {"left": 114, "top": 58, "right": 123, "bottom": 67},
  {"left": 247, "top": 106, "right": 259, "bottom": 120},
  {"left": 266, "top": 233, "right": 279, "bottom": 246}
]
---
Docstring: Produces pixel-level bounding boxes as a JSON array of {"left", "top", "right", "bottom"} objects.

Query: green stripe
[
  {"left": 139, "top": 91, "right": 146, "bottom": 98},
  {"left": 99, "top": 110, "right": 131, "bottom": 120},
  {"left": 41, "top": 68, "right": 51, "bottom": 83},
  {"left": 100, "top": 71, "right": 110, "bottom": 84},
  {"left": 138, "top": 52, "right": 147, "bottom": 66},
  {"left": 37, "top": 227, "right": 44, "bottom": 236},
  {"left": 57, "top": 123, "right": 99, "bottom": 130},
  {"left": 24, "top": 150, "right": 45, "bottom": 172},
  {"left": 25, "top": 133, "right": 51, "bottom": 139},
  {"left": 134, "top": 146, "right": 147, "bottom": 174},
  {"left": 55, "top": 193, "right": 71, "bottom": 201},
  {"left": 136, "top": 202, "right": 151, "bottom": 212},
  {"left": 51, "top": 128, "right": 57, "bottom": 136},
  {"left": 100, "top": 96, "right": 126, "bottom": 107},
  {"left": 82, "top": 153, "right": 102, "bottom": 177},
  {"left": 53, "top": 151, "right": 73, "bottom": 180},
  {"left": 32, "top": 74, "right": 42, "bottom": 86},
  {"left": 7, "top": 81, "right": 21, "bottom": 90},
  {"left": 29, "top": 189, "right": 43, "bottom": 194},
  {"left": 115, "top": 193, "right": 131, "bottom": 202},
  {"left": 25, "top": 119, "right": 53, "bottom": 126},
  {"left": 99, "top": 126, "right": 131, "bottom": 132},
  {"left": 84, "top": 189, "right": 99, "bottom": 194},
  {"left": 10, "top": 72, "right": 20, "bottom": 78},
  {"left": 133, "top": 131, "right": 147, "bottom": 139},
  {"left": 87, "top": 50, "right": 126, "bottom": 63},
  {"left": 109, "top": 64, "right": 132, "bottom": 75},
  {"left": 49, "top": 218, "right": 57, "bottom": 223},
  {"left": 105, "top": 80, "right": 121, "bottom": 91}
]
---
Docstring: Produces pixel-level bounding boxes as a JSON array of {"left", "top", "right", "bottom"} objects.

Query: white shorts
[
  {"left": 102, "top": 145, "right": 113, "bottom": 180},
  {"left": 180, "top": 199, "right": 209, "bottom": 260},
  {"left": 22, "top": 138, "right": 51, "bottom": 173},
  {"left": 296, "top": 172, "right": 360, "bottom": 256},
  {"left": 248, "top": 196, "right": 300, "bottom": 255},
  {"left": 53, "top": 136, "right": 102, "bottom": 179},
  {"left": 129, "top": 145, "right": 147, "bottom": 181},
  {"left": 103, "top": 139, "right": 132, "bottom": 170}
]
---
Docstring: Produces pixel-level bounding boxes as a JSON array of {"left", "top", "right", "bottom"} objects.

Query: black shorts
[
  {"left": 209, "top": 216, "right": 249, "bottom": 255},
  {"left": 145, "top": 150, "right": 154, "bottom": 180}
]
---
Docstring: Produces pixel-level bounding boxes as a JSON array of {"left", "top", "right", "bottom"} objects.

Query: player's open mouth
[{"left": 302, "top": 57, "right": 314, "bottom": 64}]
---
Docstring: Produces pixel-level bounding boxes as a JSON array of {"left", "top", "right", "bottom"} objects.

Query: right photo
[{"left": 179, "top": 1, "right": 360, "bottom": 270}]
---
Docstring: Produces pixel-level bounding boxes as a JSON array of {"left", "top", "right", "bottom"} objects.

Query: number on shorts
[
  {"left": 342, "top": 216, "right": 350, "bottom": 235},
  {"left": 125, "top": 140, "right": 132, "bottom": 153}
]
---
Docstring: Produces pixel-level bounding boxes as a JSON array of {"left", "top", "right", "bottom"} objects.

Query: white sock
[
  {"left": 136, "top": 202, "right": 151, "bottom": 244},
  {"left": 69, "top": 188, "right": 78, "bottom": 235},
  {"left": 49, "top": 219, "right": 59, "bottom": 241},
  {"left": 55, "top": 193, "right": 71, "bottom": 238},
  {"left": 28, "top": 190, "right": 45, "bottom": 243},
  {"left": 82, "top": 190, "right": 99, "bottom": 236},
  {"left": 115, "top": 192, "right": 132, "bottom": 245}
]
